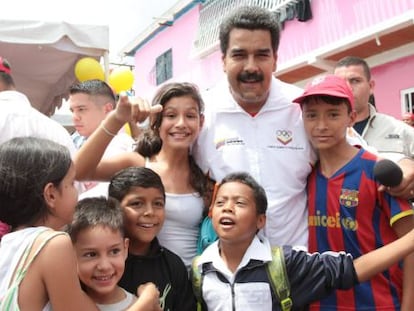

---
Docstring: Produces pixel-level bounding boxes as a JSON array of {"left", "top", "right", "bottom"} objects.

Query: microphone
[{"left": 373, "top": 159, "right": 403, "bottom": 187}]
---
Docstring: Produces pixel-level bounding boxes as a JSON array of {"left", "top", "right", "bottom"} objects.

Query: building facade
[{"left": 122, "top": 0, "right": 414, "bottom": 118}]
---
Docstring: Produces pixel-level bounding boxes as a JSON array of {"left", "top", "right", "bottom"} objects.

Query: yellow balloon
[
  {"left": 109, "top": 67, "right": 134, "bottom": 94},
  {"left": 74, "top": 57, "right": 104, "bottom": 82}
]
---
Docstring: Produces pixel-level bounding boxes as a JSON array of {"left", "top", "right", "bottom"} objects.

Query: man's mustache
[{"left": 238, "top": 71, "right": 264, "bottom": 83}]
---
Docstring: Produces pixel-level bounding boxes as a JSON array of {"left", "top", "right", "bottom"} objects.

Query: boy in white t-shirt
[{"left": 67, "top": 197, "right": 161, "bottom": 311}]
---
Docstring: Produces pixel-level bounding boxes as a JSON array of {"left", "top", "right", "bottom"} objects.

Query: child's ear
[
  {"left": 43, "top": 182, "right": 58, "bottom": 212},
  {"left": 256, "top": 214, "right": 266, "bottom": 230},
  {"left": 348, "top": 110, "right": 357, "bottom": 127},
  {"left": 199, "top": 114, "right": 205, "bottom": 129}
]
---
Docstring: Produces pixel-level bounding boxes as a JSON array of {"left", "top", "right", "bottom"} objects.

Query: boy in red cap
[{"left": 294, "top": 75, "right": 414, "bottom": 311}]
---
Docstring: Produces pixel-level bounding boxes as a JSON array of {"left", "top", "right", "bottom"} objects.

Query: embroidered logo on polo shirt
[
  {"left": 339, "top": 189, "right": 359, "bottom": 207},
  {"left": 385, "top": 133, "right": 400, "bottom": 139},
  {"left": 276, "top": 129, "right": 292, "bottom": 145},
  {"left": 215, "top": 137, "right": 245, "bottom": 149}
]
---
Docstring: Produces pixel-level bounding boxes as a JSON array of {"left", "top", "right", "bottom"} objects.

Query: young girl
[
  {"left": 75, "top": 82, "right": 212, "bottom": 268},
  {"left": 0, "top": 137, "right": 160, "bottom": 311}
]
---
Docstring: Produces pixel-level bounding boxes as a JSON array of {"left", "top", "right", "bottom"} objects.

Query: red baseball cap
[
  {"left": 0, "top": 56, "right": 11, "bottom": 74},
  {"left": 293, "top": 75, "right": 354, "bottom": 109}
]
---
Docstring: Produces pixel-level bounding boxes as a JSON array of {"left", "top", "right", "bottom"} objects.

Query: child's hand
[
  {"left": 137, "top": 282, "right": 162, "bottom": 311},
  {"left": 115, "top": 93, "right": 162, "bottom": 125}
]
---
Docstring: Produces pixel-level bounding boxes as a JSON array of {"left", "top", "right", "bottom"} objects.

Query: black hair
[
  {"left": 219, "top": 6, "right": 281, "bottom": 55},
  {"left": 108, "top": 167, "right": 166, "bottom": 201},
  {"left": 218, "top": 172, "right": 267, "bottom": 215},
  {"left": 69, "top": 79, "right": 116, "bottom": 108},
  {"left": 302, "top": 95, "right": 353, "bottom": 113},
  {"left": 335, "top": 56, "right": 371, "bottom": 81},
  {"left": 66, "top": 197, "right": 124, "bottom": 242},
  {"left": 0, "top": 137, "right": 72, "bottom": 229}
]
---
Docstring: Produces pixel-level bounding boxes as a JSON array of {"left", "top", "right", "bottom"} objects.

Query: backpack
[
  {"left": 196, "top": 216, "right": 218, "bottom": 255},
  {"left": 191, "top": 246, "right": 292, "bottom": 311}
]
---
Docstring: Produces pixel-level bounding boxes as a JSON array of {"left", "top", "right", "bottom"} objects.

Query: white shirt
[
  {"left": 197, "top": 235, "right": 273, "bottom": 311},
  {"left": 193, "top": 77, "right": 316, "bottom": 248},
  {"left": 96, "top": 288, "right": 136, "bottom": 311},
  {"left": 0, "top": 90, "right": 76, "bottom": 156},
  {"left": 0, "top": 90, "right": 80, "bottom": 233},
  {"left": 361, "top": 104, "right": 414, "bottom": 161}
]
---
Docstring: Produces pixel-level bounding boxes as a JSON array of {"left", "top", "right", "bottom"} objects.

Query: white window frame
[
  {"left": 192, "top": 0, "right": 301, "bottom": 58},
  {"left": 400, "top": 87, "right": 414, "bottom": 113}
]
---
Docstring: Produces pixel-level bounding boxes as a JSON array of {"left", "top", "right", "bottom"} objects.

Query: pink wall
[
  {"left": 133, "top": 5, "right": 223, "bottom": 100},
  {"left": 133, "top": 0, "right": 414, "bottom": 107},
  {"left": 132, "top": 8, "right": 199, "bottom": 99},
  {"left": 278, "top": 0, "right": 414, "bottom": 63},
  {"left": 371, "top": 54, "right": 414, "bottom": 118}
]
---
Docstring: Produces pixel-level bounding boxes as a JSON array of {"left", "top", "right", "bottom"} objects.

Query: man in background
[
  {"left": 0, "top": 56, "right": 76, "bottom": 154},
  {"left": 402, "top": 112, "right": 414, "bottom": 127},
  {"left": 68, "top": 79, "right": 135, "bottom": 197},
  {"left": 69, "top": 79, "right": 134, "bottom": 156},
  {"left": 334, "top": 56, "right": 414, "bottom": 161},
  {"left": 0, "top": 56, "right": 77, "bottom": 238}
]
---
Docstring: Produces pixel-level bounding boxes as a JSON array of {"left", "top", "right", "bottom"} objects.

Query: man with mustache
[
  {"left": 193, "top": 6, "right": 414, "bottom": 249},
  {"left": 193, "top": 6, "right": 315, "bottom": 248}
]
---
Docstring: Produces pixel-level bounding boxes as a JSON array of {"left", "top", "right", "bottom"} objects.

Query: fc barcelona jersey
[{"left": 307, "top": 148, "right": 413, "bottom": 311}]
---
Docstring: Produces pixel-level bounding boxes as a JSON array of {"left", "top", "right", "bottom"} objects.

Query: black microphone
[{"left": 373, "top": 159, "right": 403, "bottom": 187}]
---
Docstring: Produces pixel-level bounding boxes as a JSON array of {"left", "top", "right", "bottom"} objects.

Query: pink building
[{"left": 122, "top": 0, "right": 414, "bottom": 118}]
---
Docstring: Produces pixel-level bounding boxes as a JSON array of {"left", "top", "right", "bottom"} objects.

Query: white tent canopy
[{"left": 0, "top": 20, "right": 109, "bottom": 115}]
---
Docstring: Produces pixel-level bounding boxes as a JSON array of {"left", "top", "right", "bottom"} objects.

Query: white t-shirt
[
  {"left": 96, "top": 288, "right": 136, "bottom": 311},
  {"left": 145, "top": 159, "right": 204, "bottom": 268},
  {"left": 157, "top": 192, "right": 204, "bottom": 269}
]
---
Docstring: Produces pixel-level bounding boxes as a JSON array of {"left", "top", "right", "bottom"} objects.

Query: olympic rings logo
[{"left": 276, "top": 130, "right": 292, "bottom": 138}]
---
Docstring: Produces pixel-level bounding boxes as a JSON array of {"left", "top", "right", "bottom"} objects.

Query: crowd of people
[{"left": 1, "top": 5, "right": 414, "bottom": 311}]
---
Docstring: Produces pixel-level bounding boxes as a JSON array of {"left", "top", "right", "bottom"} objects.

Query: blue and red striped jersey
[{"left": 308, "top": 148, "right": 413, "bottom": 311}]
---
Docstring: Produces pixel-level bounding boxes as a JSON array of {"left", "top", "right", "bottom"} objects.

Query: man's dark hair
[
  {"left": 219, "top": 6, "right": 281, "bottom": 55},
  {"left": 69, "top": 79, "right": 116, "bottom": 107},
  {"left": 335, "top": 56, "right": 372, "bottom": 80}
]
